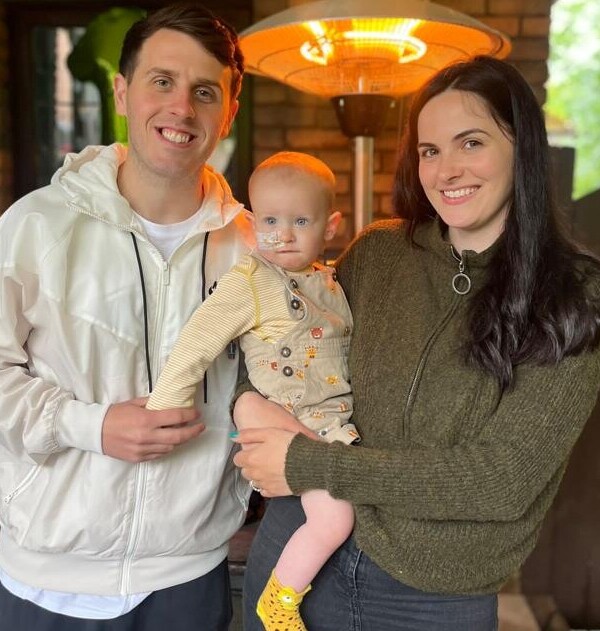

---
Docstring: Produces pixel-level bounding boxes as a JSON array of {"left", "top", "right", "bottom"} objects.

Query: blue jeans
[{"left": 243, "top": 497, "right": 498, "bottom": 631}]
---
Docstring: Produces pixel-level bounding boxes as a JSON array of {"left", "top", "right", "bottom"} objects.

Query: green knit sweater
[{"left": 285, "top": 218, "right": 600, "bottom": 594}]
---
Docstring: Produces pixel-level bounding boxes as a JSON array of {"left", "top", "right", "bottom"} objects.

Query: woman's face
[{"left": 417, "top": 89, "right": 514, "bottom": 253}]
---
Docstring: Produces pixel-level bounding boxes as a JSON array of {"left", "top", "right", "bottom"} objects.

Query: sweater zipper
[
  {"left": 403, "top": 244, "right": 470, "bottom": 439},
  {"left": 403, "top": 299, "right": 460, "bottom": 439},
  {"left": 450, "top": 246, "right": 472, "bottom": 295}
]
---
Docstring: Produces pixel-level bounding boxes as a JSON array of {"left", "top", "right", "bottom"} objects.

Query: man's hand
[{"left": 102, "top": 397, "right": 204, "bottom": 463}]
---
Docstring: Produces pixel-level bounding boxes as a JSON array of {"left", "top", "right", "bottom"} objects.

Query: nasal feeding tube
[{"left": 256, "top": 230, "right": 287, "bottom": 251}]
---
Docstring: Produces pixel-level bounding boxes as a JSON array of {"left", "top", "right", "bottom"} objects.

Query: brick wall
[
  {"left": 0, "top": 0, "right": 553, "bottom": 221},
  {"left": 249, "top": 0, "right": 553, "bottom": 244}
]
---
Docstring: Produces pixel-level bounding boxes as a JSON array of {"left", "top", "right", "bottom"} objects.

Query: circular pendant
[{"left": 452, "top": 272, "right": 471, "bottom": 295}]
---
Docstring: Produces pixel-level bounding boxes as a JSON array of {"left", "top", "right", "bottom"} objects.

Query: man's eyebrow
[
  {"left": 145, "top": 66, "right": 176, "bottom": 77},
  {"left": 145, "top": 67, "right": 223, "bottom": 90}
]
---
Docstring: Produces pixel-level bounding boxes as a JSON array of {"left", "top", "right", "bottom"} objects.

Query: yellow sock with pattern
[{"left": 256, "top": 570, "right": 311, "bottom": 631}]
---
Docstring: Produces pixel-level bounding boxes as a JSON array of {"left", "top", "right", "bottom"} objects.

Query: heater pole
[{"left": 353, "top": 136, "right": 374, "bottom": 236}]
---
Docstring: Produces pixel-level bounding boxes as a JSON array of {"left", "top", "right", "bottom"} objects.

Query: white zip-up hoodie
[{"left": 0, "top": 144, "right": 252, "bottom": 595}]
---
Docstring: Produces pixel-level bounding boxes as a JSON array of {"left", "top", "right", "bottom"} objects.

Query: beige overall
[{"left": 241, "top": 257, "right": 358, "bottom": 445}]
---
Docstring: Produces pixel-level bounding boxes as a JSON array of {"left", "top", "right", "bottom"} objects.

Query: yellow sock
[{"left": 256, "top": 570, "right": 311, "bottom": 631}]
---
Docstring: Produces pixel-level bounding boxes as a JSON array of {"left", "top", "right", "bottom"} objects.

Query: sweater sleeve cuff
[
  {"left": 286, "top": 433, "right": 334, "bottom": 494},
  {"left": 55, "top": 399, "right": 111, "bottom": 454}
]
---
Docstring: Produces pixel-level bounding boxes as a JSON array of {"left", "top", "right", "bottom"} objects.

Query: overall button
[
  {"left": 282, "top": 366, "right": 294, "bottom": 377},
  {"left": 332, "top": 272, "right": 337, "bottom": 282},
  {"left": 291, "top": 299, "right": 301, "bottom": 310},
  {"left": 290, "top": 279, "right": 299, "bottom": 289},
  {"left": 281, "top": 347, "right": 292, "bottom": 358}
]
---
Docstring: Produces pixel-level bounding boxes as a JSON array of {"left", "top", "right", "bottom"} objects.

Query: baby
[{"left": 147, "top": 151, "right": 359, "bottom": 631}]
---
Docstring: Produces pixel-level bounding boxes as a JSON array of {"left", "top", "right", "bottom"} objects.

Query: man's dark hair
[{"left": 119, "top": 2, "right": 244, "bottom": 98}]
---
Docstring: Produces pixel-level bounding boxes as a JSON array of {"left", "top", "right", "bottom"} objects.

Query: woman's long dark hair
[{"left": 393, "top": 55, "right": 600, "bottom": 390}]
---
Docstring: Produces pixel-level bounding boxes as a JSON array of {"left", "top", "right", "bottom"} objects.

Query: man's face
[{"left": 114, "top": 28, "right": 239, "bottom": 185}]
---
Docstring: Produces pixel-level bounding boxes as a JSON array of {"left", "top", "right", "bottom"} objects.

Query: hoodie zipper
[
  {"left": 3, "top": 465, "right": 42, "bottom": 505},
  {"left": 119, "top": 249, "right": 170, "bottom": 593}
]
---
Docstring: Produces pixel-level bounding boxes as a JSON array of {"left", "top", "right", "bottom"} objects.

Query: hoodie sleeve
[
  {"left": 0, "top": 207, "right": 108, "bottom": 464},
  {"left": 0, "top": 273, "right": 108, "bottom": 463}
]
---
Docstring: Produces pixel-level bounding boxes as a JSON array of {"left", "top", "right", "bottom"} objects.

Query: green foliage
[{"left": 545, "top": 0, "right": 600, "bottom": 199}]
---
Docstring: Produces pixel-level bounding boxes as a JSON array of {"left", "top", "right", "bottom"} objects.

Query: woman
[{"left": 233, "top": 56, "right": 600, "bottom": 630}]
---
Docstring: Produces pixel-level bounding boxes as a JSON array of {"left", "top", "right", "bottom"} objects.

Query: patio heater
[{"left": 240, "top": 0, "right": 511, "bottom": 236}]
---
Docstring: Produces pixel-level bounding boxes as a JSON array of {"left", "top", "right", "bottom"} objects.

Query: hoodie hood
[{"left": 53, "top": 143, "right": 247, "bottom": 236}]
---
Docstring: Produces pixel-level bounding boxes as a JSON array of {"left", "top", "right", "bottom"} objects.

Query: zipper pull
[
  {"left": 450, "top": 246, "right": 471, "bottom": 295},
  {"left": 163, "top": 261, "right": 170, "bottom": 286},
  {"left": 227, "top": 341, "right": 237, "bottom": 359}
]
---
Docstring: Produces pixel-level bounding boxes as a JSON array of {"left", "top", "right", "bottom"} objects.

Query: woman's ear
[{"left": 324, "top": 211, "right": 342, "bottom": 241}]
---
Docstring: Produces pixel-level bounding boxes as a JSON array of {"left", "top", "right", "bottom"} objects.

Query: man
[{"left": 0, "top": 4, "right": 251, "bottom": 629}]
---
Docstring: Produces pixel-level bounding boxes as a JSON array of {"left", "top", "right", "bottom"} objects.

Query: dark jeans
[
  {"left": 243, "top": 497, "right": 498, "bottom": 631},
  {"left": 0, "top": 558, "right": 232, "bottom": 631}
]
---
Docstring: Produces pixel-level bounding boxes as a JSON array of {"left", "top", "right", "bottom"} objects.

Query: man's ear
[
  {"left": 220, "top": 99, "right": 240, "bottom": 139},
  {"left": 324, "top": 211, "right": 342, "bottom": 241},
  {"left": 113, "top": 73, "right": 128, "bottom": 116}
]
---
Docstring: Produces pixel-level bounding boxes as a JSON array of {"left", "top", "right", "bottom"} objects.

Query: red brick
[
  {"left": 376, "top": 131, "right": 401, "bottom": 151},
  {"left": 335, "top": 173, "right": 350, "bottom": 195},
  {"left": 316, "top": 106, "right": 340, "bottom": 129},
  {"left": 373, "top": 173, "right": 395, "bottom": 195},
  {"left": 382, "top": 151, "right": 400, "bottom": 173},
  {"left": 521, "top": 17, "right": 551, "bottom": 37},
  {"left": 254, "top": 105, "right": 317, "bottom": 127},
  {"left": 479, "top": 16, "right": 520, "bottom": 38},
  {"left": 286, "top": 128, "right": 348, "bottom": 150},
  {"left": 253, "top": 0, "right": 287, "bottom": 20},
  {"left": 253, "top": 149, "right": 280, "bottom": 168},
  {"left": 315, "top": 150, "right": 353, "bottom": 173},
  {"left": 254, "top": 81, "right": 287, "bottom": 105},
  {"left": 508, "top": 37, "right": 549, "bottom": 61},
  {"left": 440, "top": 0, "right": 486, "bottom": 15},
  {"left": 513, "top": 60, "right": 548, "bottom": 86},
  {"left": 253, "top": 127, "right": 284, "bottom": 149},
  {"left": 379, "top": 194, "right": 395, "bottom": 216},
  {"left": 489, "top": 0, "right": 551, "bottom": 15}
]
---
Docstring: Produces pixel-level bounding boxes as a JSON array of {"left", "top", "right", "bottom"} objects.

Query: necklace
[{"left": 450, "top": 246, "right": 472, "bottom": 295}]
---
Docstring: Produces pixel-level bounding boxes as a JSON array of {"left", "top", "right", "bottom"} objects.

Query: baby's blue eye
[
  {"left": 296, "top": 217, "right": 309, "bottom": 227},
  {"left": 264, "top": 217, "right": 277, "bottom": 226}
]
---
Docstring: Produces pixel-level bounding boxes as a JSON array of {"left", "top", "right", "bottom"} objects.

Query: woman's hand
[
  {"left": 232, "top": 427, "right": 297, "bottom": 497},
  {"left": 232, "top": 392, "right": 319, "bottom": 496}
]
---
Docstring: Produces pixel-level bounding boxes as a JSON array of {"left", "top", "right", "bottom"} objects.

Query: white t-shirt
[{"left": 0, "top": 211, "right": 202, "bottom": 619}]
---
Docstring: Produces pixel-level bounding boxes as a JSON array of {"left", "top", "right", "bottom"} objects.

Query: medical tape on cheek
[{"left": 256, "top": 230, "right": 286, "bottom": 250}]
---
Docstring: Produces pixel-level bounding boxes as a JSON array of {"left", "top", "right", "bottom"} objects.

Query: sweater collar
[{"left": 413, "top": 217, "right": 500, "bottom": 270}]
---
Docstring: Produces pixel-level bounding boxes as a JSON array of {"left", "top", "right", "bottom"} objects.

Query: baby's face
[{"left": 250, "top": 171, "right": 336, "bottom": 272}]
